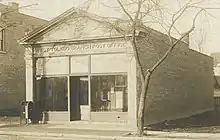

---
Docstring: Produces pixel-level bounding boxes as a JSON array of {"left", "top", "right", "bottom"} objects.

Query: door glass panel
[
  {"left": 70, "top": 76, "right": 88, "bottom": 121},
  {"left": 79, "top": 77, "right": 89, "bottom": 105}
]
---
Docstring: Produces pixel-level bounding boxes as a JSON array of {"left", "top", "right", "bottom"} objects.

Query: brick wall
[
  {"left": 136, "top": 29, "right": 214, "bottom": 125},
  {"left": 0, "top": 9, "right": 47, "bottom": 113}
]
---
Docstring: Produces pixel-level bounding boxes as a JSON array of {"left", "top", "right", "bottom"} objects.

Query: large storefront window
[
  {"left": 38, "top": 77, "right": 68, "bottom": 111},
  {"left": 91, "top": 75, "right": 128, "bottom": 112}
]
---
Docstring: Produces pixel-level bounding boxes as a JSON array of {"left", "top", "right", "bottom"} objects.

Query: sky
[{"left": 1, "top": 0, "right": 220, "bottom": 55}]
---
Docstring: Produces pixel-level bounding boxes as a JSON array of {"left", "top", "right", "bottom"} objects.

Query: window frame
[
  {"left": 37, "top": 76, "right": 68, "bottom": 112},
  {"left": 0, "top": 29, "right": 5, "bottom": 51},
  {"left": 90, "top": 74, "right": 128, "bottom": 112}
]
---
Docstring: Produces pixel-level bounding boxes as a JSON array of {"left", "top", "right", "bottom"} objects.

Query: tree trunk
[{"left": 137, "top": 72, "right": 151, "bottom": 136}]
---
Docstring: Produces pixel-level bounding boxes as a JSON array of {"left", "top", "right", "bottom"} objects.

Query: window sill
[{"left": 0, "top": 51, "right": 6, "bottom": 54}]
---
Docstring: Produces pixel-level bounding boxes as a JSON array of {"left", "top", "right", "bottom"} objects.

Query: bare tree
[
  {"left": 194, "top": 28, "right": 207, "bottom": 52},
  {"left": 78, "top": 0, "right": 219, "bottom": 136}
]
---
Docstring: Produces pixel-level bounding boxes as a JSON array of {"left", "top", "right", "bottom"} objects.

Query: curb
[
  {"left": 0, "top": 131, "right": 143, "bottom": 140},
  {"left": 0, "top": 130, "right": 220, "bottom": 140},
  {"left": 148, "top": 131, "right": 220, "bottom": 139}
]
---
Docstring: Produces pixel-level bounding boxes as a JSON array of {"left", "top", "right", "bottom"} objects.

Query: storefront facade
[
  {"left": 21, "top": 7, "right": 214, "bottom": 128},
  {"left": 24, "top": 38, "right": 137, "bottom": 125}
]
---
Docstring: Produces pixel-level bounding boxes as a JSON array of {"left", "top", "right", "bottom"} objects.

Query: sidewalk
[{"left": 0, "top": 124, "right": 220, "bottom": 140}]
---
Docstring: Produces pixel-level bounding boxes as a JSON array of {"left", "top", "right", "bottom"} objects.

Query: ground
[
  {"left": 0, "top": 110, "right": 220, "bottom": 139},
  {"left": 147, "top": 110, "right": 220, "bottom": 133},
  {"left": 1, "top": 111, "right": 220, "bottom": 139},
  {"left": 1, "top": 110, "right": 220, "bottom": 133}
]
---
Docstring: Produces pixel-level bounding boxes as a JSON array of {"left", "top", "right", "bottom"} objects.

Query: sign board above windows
[
  {"left": 34, "top": 41, "right": 132, "bottom": 57},
  {"left": 36, "top": 53, "right": 133, "bottom": 76}
]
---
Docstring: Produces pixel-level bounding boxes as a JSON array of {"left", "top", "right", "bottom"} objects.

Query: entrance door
[{"left": 70, "top": 76, "right": 89, "bottom": 121}]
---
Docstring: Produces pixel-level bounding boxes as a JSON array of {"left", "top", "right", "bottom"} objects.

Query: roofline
[
  {"left": 19, "top": 7, "right": 79, "bottom": 43},
  {"left": 19, "top": 34, "right": 139, "bottom": 46},
  {"left": 19, "top": 5, "right": 189, "bottom": 47},
  {"left": 189, "top": 48, "right": 212, "bottom": 59},
  {"left": 19, "top": 6, "right": 137, "bottom": 44}
]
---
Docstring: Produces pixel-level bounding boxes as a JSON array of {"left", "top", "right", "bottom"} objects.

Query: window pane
[
  {"left": 38, "top": 77, "right": 68, "bottom": 111},
  {"left": 91, "top": 75, "right": 128, "bottom": 112}
]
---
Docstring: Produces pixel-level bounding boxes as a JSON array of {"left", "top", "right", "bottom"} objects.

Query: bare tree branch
[
  {"left": 150, "top": 8, "right": 204, "bottom": 72},
  {"left": 117, "top": 0, "right": 134, "bottom": 22},
  {"left": 150, "top": 27, "right": 195, "bottom": 73}
]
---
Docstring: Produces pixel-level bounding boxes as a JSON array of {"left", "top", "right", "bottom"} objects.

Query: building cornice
[{"left": 19, "top": 34, "right": 140, "bottom": 46}]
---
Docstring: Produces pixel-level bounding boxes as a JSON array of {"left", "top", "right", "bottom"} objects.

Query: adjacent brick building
[
  {"left": 20, "top": 7, "right": 213, "bottom": 128},
  {"left": 0, "top": 2, "right": 47, "bottom": 115},
  {"left": 137, "top": 28, "right": 214, "bottom": 125}
]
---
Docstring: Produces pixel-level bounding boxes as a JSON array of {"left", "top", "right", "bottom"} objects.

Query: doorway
[{"left": 70, "top": 76, "right": 89, "bottom": 121}]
